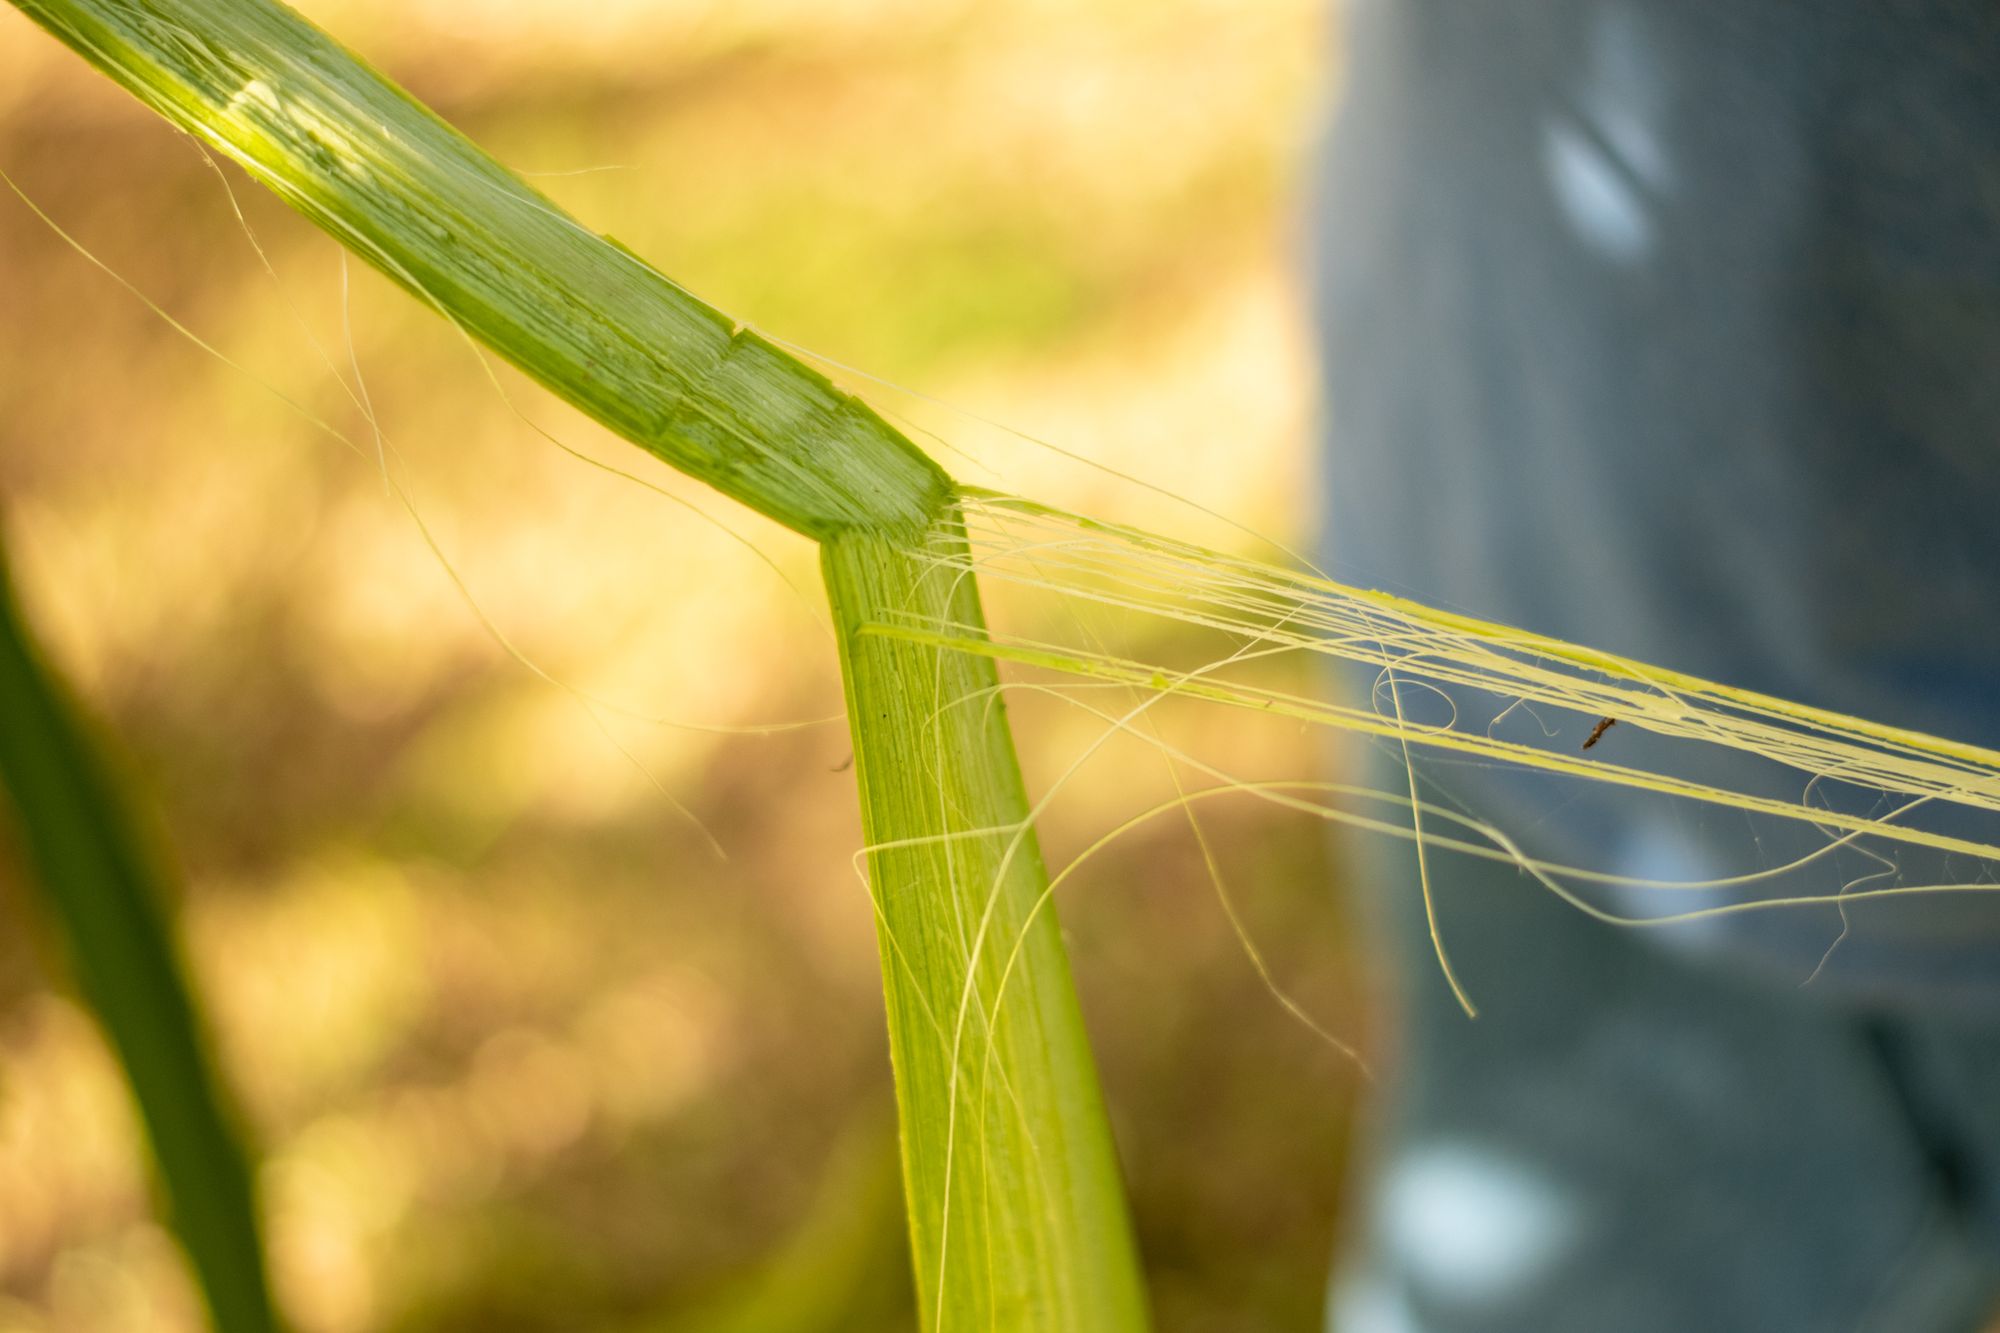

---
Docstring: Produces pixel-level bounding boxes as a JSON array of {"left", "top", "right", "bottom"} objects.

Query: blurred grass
[
  {"left": 0, "top": 533, "right": 277, "bottom": 1333},
  {"left": 0, "top": 1, "right": 1359, "bottom": 1330}
]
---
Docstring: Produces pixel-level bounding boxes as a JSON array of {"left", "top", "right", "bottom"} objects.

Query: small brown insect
[
  {"left": 1581, "top": 717, "right": 1618, "bottom": 751},
  {"left": 831, "top": 753, "right": 854, "bottom": 773}
]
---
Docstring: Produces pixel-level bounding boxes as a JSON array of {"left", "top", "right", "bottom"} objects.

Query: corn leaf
[{"left": 8, "top": 2, "right": 1151, "bottom": 1328}]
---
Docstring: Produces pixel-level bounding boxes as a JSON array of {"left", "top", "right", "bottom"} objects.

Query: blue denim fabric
[
  {"left": 1314, "top": 0, "right": 2000, "bottom": 1326},
  {"left": 1314, "top": 0, "right": 2000, "bottom": 1007},
  {"left": 1329, "top": 801, "right": 2000, "bottom": 1332}
]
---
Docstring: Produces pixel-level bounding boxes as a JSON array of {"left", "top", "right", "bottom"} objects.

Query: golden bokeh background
[{"left": 0, "top": 3, "right": 1365, "bottom": 1329}]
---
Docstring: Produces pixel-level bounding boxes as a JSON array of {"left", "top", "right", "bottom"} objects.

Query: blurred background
[{"left": 0, "top": 1, "right": 1367, "bottom": 1329}]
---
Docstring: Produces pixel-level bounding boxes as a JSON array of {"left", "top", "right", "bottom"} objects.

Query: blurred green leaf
[{"left": 0, "top": 535, "right": 281, "bottom": 1333}]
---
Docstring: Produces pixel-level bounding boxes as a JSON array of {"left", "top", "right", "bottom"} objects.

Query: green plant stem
[
  {"left": 825, "top": 517, "right": 1148, "bottom": 1332},
  {"left": 9, "top": 2, "right": 1150, "bottom": 1328},
  {"left": 10, "top": 0, "right": 947, "bottom": 542},
  {"left": 0, "top": 540, "right": 279, "bottom": 1333}
]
